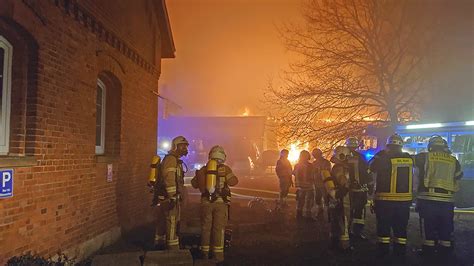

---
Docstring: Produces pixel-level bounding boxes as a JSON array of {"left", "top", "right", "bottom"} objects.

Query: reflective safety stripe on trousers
[
  {"left": 423, "top": 240, "right": 436, "bottom": 247},
  {"left": 439, "top": 240, "right": 451, "bottom": 247},
  {"left": 377, "top": 236, "right": 391, "bottom": 244},
  {"left": 393, "top": 237, "right": 407, "bottom": 245}
]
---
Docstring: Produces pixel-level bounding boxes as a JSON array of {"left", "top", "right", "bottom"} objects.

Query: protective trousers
[
  {"left": 200, "top": 200, "right": 228, "bottom": 262},
  {"left": 279, "top": 179, "right": 291, "bottom": 204},
  {"left": 374, "top": 200, "right": 410, "bottom": 256},
  {"left": 296, "top": 188, "right": 314, "bottom": 218},
  {"left": 329, "top": 195, "right": 350, "bottom": 249},
  {"left": 350, "top": 191, "right": 367, "bottom": 235},
  {"left": 418, "top": 199, "right": 454, "bottom": 256},
  {"left": 155, "top": 202, "right": 181, "bottom": 249}
]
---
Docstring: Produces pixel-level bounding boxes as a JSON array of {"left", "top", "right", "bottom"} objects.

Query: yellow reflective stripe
[
  {"left": 377, "top": 237, "right": 391, "bottom": 244},
  {"left": 154, "top": 234, "right": 165, "bottom": 241},
  {"left": 393, "top": 237, "right": 407, "bottom": 245},
  {"left": 165, "top": 167, "right": 177, "bottom": 173},
  {"left": 167, "top": 239, "right": 179, "bottom": 245},
  {"left": 439, "top": 240, "right": 451, "bottom": 247},
  {"left": 423, "top": 240, "right": 435, "bottom": 246},
  {"left": 352, "top": 218, "right": 365, "bottom": 225},
  {"left": 166, "top": 186, "right": 177, "bottom": 193},
  {"left": 418, "top": 192, "right": 454, "bottom": 202},
  {"left": 225, "top": 173, "right": 235, "bottom": 180},
  {"left": 213, "top": 246, "right": 224, "bottom": 252},
  {"left": 391, "top": 158, "right": 413, "bottom": 194},
  {"left": 200, "top": 246, "right": 210, "bottom": 252},
  {"left": 375, "top": 193, "right": 412, "bottom": 201},
  {"left": 340, "top": 235, "right": 350, "bottom": 241}
]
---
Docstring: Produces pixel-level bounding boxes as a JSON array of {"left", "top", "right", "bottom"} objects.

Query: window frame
[
  {"left": 0, "top": 36, "right": 12, "bottom": 155},
  {"left": 95, "top": 79, "right": 106, "bottom": 154}
]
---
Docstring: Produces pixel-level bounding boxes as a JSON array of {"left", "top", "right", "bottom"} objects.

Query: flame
[
  {"left": 287, "top": 141, "right": 309, "bottom": 164},
  {"left": 241, "top": 107, "right": 250, "bottom": 116}
]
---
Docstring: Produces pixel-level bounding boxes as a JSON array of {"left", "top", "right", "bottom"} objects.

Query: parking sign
[{"left": 0, "top": 169, "right": 13, "bottom": 198}]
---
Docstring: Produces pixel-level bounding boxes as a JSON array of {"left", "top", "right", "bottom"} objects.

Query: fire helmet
[
  {"left": 299, "top": 150, "right": 311, "bottom": 162},
  {"left": 280, "top": 149, "right": 289, "bottom": 156},
  {"left": 345, "top": 137, "right": 359, "bottom": 149},
  {"left": 428, "top": 135, "right": 448, "bottom": 152},
  {"left": 171, "top": 136, "right": 189, "bottom": 151},
  {"left": 312, "top": 148, "right": 323, "bottom": 159},
  {"left": 333, "top": 146, "right": 351, "bottom": 161},
  {"left": 209, "top": 145, "right": 227, "bottom": 163},
  {"left": 386, "top": 134, "right": 404, "bottom": 146}
]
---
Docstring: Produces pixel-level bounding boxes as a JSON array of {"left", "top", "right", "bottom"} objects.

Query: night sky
[{"left": 160, "top": 0, "right": 473, "bottom": 121}]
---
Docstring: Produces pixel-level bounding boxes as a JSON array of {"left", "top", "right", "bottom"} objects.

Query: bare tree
[{"left": 265, "top": 0, "right": 437, "bottom": 150}]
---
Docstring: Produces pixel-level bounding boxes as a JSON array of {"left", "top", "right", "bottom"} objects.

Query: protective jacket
[
  {"left": 346, "top": 151, "right": 371, "bottom": 192},
  {"left": 294, "top": 161, "right": 314, "bottom": 189},
  {"left": 161, "top": 153, "right": 185, "bottom": 200},
  {"left": 415, "top": 152, "right": 462, "bottom": 202},
  {"left": 369, "top": 150, "right": 414, "bottom": 201},
  {"left": 191, "top": 161, "right": 238, "bottom": 203}
]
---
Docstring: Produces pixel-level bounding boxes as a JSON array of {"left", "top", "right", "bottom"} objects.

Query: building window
[
  {"left": 0, "top": 36, "right": 12, "bottom": 155},
  {"left": 96, "top": 79, "right": 106, "bottom": 154}
]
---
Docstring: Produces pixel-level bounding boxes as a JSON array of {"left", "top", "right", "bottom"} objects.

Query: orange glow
[
  {"left": 241, "top": 107, "right": 250, "bottom": 116},
  {"left": 287, "top": 141, "right": 309, "bottom": 164}
]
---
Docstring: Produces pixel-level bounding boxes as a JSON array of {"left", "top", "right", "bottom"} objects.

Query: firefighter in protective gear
[
  {"left": 294, "top": 150, "right": 315, "bottom": 219},
  {"left": 414, "top": 135, "right": 462, "bottom": 258},
  {"left": 312, "top": 148, "right": 332, "bottom": 218},
  {"left": 325, "top": 146, "right": 352, "bottom": 251},
  {"left": 344, "top": 136, "right": 372, "bottom": 240},
  {"left": 369, "top": 134, "right": 414, "bottom": 257},
  {"left": 276, "top": 149, "right": 293, "bottom": 206},
  {"left": 154, "top": 136, "right": 189, "bottom": 250},
  {"left": 191, "top": 145, "right": 238, "bottom": 263}
]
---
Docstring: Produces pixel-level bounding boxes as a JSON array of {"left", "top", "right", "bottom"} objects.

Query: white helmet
[
  {"left": 333, "top": 146, "right": 351, "bottom": 161},
  {"left": 171, "top": 136, "right": 189, "bottom": 151},
  {"left": 209, "top": 145, "right": 227, "bottom": 163},
  {"left": 386, "top": 134, "right": 404, "bottom": 146},
  {"left": 345, "top": 137, "right": 359, "bottom": 149}
]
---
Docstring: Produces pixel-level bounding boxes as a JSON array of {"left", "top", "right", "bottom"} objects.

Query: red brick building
[{"left": 0, "top": 0, "right": 174, "bottom": 262}]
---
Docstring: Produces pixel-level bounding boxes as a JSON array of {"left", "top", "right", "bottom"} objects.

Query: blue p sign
[{"left": 0, "top": 169, "right": 13, "bottom": 198}]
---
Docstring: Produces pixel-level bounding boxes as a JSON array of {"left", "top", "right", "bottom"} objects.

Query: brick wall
[{"left": 0, "top": 0, "right": 170, "bottom": 262}]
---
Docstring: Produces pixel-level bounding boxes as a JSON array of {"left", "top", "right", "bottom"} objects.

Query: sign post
[{"left": 0, "top": 169, "right": 13, "bottom": 199}]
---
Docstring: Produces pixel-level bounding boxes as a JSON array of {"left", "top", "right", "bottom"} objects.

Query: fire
[
  {"left": 287, "top": 141, "right": 309, "bottom": 164},
  {"left": 241, "top": 107, "right": 250, "bottom": 116}
]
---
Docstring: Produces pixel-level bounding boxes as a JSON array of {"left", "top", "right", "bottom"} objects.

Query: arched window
[
  {"left": 96, "top": 79, "right": 106, "bottom": 154},
  {"left": 95, "top": 71, "right": 121, "bottom": 158},
  {"left": 0, "top": 36, "right": 12, "bottom": 155}
]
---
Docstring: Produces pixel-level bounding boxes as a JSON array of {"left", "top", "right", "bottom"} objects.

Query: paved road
[{"left": 92, "top": 175, "right": 474, "bottom": 265}]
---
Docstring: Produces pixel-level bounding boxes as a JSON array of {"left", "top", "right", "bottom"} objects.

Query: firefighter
[
  {"left": 191, "top": 145, "right": 238, "bottom": 263},
  {"left": 154, "top": 136, "right": 189, "bottom": 250},
  {"left": 312, "top": 148, "right": 332, "bottom": 219},
  {"left": 276, "top": 149, "right": 293, "bottom": 207},
  {"left": 294, "top": 150, "right": 315, "bottom": 219},
  {"left": 415, "top": 136, "right": 463, "bottom": 259},
  {"left": 369, "top": 134, "right": 414, "bottom": 258},
  {"left": 344, "top": 136, "right": 372, "bottom": 239},
  {"left": 324, "top": 146, "right": 352, "bottom": 252}
]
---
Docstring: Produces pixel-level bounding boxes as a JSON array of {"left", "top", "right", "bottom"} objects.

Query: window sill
[
  {"left": 95, "top": 155, "right": 119, "bottom": 164},
  {"left": 0, "top": 156, "right": 38, "bottom": 168}
]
